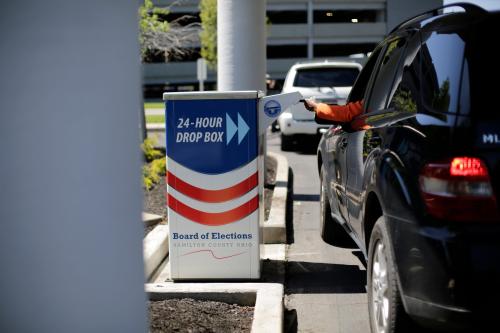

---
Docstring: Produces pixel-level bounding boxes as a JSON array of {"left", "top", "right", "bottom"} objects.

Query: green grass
[
  {"left": 144, "top": 102, "right": 164, "bottom": 109},
  {"left": 146, "top": 114, "right": 165, "bottom": 124}
]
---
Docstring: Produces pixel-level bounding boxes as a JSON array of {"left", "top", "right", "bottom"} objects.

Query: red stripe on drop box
[
  {"left": 167, "top": 171, "right": 258, "bottom": 203},
  {"left": 167, "top": 194, "right": 259, "bottom": 226}
]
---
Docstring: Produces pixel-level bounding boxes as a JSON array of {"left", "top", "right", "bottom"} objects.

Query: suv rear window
[
  {"left": 461, "top": 14, "right": 500, "bottom": 120},
  {"left": 293, "top": 67, "right": 360, "bottom": 87},
  {"left": 420, "top": 13, "right": 500, "bottom": 119}
]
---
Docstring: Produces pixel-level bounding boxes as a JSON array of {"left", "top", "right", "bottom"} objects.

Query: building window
[
  {"left": 267, "top": 45, "right": 307, "bottom": 58},
  {"left": 143, "top": 49, "right": 166, "bottom": 63},
  {"left": 267, "top": 10, "right": 307, "bottom": 24},
  {"left": 161, "top": 12, "right": 200, "bottom": 25},
  {"left": 168, "top": 48, "right": 201, "bottom": 62},
  {"left": 314, "top": 43, "right": 376, "bottom": 58},
  {"left": 313, "top": 10, "right": 377, "bottom": 23}
]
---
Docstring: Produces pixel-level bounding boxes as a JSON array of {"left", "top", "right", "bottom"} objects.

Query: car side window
[
  {"left": 366, "top": 37, "right": 407, "bottom": 112},
  {"left": 420, "top": 32, "right": 465, "bottom": 114},
  {"left": 348, "top": 47, "right": 382, "bottom": 103},
  {"left": 387, "top": 33, "right": 421, "bottom": 114}
]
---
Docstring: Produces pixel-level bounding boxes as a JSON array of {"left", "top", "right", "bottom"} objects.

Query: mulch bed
[
  {"left": 149, "top": 298, "right": 254, "bottom": 333},
  {"left": 144, "top": 176, "right": 168, "bottom": 220}
]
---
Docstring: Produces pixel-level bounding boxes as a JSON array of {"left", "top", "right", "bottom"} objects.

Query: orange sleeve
[{"left": 315, "top": 100, "right": 364, "bottom": 123}]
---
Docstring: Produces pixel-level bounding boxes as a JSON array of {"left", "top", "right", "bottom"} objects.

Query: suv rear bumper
[
  {"left": 403, "top": 295, "right": 472, "bottom": 331},
  {"left": 385, "top": 214, "right": 500, "bottom": 330}
]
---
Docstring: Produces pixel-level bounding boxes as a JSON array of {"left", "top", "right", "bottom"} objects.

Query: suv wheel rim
[{"left": 372, "top": 240, "right": 389, "bottom": 333}]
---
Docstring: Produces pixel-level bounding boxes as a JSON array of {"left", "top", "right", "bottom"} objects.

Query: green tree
[
  {"left": 139, "top": 0, "right": 200, "bottom": 62},
  {"left": 139, "top": 0, "right": 169, "bottom": 60},
  {"left": 199, "top": 0, "right": 217, "bottom": 68}
]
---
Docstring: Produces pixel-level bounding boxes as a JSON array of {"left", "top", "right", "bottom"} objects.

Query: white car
[{"left": 278, "top": 61, "right": 362, "bottom": 150}]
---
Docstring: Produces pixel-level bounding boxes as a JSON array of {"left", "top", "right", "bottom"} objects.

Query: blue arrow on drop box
[
  {"left": 226, "top": 113, "right": 249, "bottom": 145},
  {"left": 237, "top": 113, "right": 249, "bottom": 144}
]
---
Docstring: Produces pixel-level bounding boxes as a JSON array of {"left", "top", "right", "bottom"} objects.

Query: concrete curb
[
  {"left": 142, "top": 212, "right": 163, "bottom": 227},
  {"left": 143, "top": 224, "right": 169, "bottom": 279},
  {"left": 263, "top": 152, "right": 289, "bottom": 244},
  {"left": 146, "top": 282, "right": 284, "bottom": 333}
]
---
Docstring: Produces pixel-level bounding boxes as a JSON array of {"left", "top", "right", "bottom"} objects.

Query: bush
[
  {"left": 141, "top": 138, "right": 163, "bottom": 162},
  {"left": 141, "top": 138, "right": 166, "bottom": 190},
  {"left": 143, "top": 157, "right": 166, "bottom": 190}
]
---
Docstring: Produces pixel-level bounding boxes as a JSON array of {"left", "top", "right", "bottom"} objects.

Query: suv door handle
[{"left": 339, "top": 138, "right": 348, "bottom": 150}]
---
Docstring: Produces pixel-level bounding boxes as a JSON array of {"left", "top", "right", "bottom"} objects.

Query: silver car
[{"left": 278, "top": 60, "right": 362, "bottom": 150}]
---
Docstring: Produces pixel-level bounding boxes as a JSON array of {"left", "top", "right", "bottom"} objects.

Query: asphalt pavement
[{"left": 267, "top": 132, "right": 370, "bottom": 333}]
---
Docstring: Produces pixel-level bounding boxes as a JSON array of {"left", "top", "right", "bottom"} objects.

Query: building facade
[{"left": 143, "top": 0, "right": 442, "bottom": 98}]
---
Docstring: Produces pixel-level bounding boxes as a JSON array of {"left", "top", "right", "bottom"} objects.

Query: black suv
[{"left": 317, "top": 4, "right": 500, "bottom": 332}]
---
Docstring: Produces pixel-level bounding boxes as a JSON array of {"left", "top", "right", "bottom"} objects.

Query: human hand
[{"left": 302, "top": 98, "right": 317, "bottom": 112}]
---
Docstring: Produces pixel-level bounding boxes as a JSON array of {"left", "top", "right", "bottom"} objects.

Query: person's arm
[{"left": 304, "top": 99, "right": 364, "bottom": 123}]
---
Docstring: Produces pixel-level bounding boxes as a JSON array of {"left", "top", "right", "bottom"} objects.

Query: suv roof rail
[{"left": 389, "top": 2, "right": 488, "bottom": 34}]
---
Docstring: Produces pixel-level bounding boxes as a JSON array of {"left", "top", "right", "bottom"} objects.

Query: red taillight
[
  {"left": 419, "top": 157, "right": 499, "bottom": 222},
  {"left": 450, "top": 157, "right": 488, "bottom": 177}
]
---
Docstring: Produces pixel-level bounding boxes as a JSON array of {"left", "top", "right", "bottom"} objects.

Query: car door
[
  {"left": 322, "top": 126, "right": 349, "bottom": 223},
  {"left": 345, "top": 34, "right": 417, "bottom": 239},
  {"left": 322, "top": 48, "right": 384, "bottom": 226}
]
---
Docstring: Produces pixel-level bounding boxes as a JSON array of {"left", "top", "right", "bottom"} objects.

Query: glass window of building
[
  {"left": 267, "top": 10, "right": 307, "bottom": 24},
  {"left": 313, "top": 10, "right": 377, "bottom": 23},
  {"left": 267, "top": 45, "right": 307, "bottom": 58},
  {"left": 314, "top": 43, "right": 376, "bottom": 58}
]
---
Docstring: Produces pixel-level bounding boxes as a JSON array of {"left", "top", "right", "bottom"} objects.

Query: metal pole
[
  {"left": 217, "top": 0, "right": 267, "bottom": 91},
  {"left": 0, "top": 1, "right": 147, "bottom": 332}
]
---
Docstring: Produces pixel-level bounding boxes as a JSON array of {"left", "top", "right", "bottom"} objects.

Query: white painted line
[{"left": 261, "top": 244, "right": 286, "bottom": 261}]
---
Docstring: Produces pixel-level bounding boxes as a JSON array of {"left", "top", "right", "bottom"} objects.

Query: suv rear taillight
[{"left": 419, "top": 157, "right": 499, "bottom": 222}]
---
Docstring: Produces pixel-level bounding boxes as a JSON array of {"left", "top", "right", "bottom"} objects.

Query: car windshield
[{"left": 293, "top": 67, "right": 360, "bottom": 87}]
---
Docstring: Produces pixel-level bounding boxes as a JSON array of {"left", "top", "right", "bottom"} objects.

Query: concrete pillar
[
  {"left": 0, "top": 1, "right": 147, "bottom": 332},
  {"left": 307, "top": 0, "right": 314, "bottom": 59},
  {"left": 217, "top": 0, "right": 266, "bottom": 91}
]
